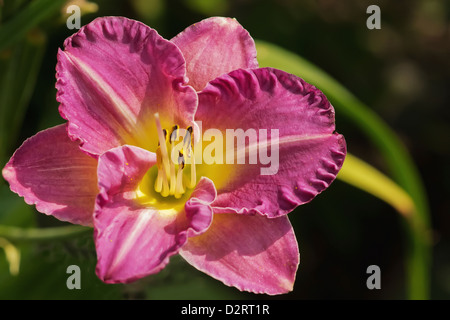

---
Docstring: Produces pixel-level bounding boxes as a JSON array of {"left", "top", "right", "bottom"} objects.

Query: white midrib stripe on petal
[
  {"left": 63, "top": 51, "right": 137, "bottom": 133},
  {"left": 234, "top": 133, "right": 334, "bottom": 161},
  {"left": 108, "top": 210, "right": 154, "bottom": 275}
]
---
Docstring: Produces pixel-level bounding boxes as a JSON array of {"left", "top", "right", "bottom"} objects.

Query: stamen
[
  {"left": 168, "top": 125, "right": 179, "bottom": 195},
  {"left": 155, "top": 171, "right": 163, "bottom": 193},
  {"left": 183, "top": 126, "right": 193, "bottom": 155},
  {"left": 170, "top": 125, "right": 179, "bottom": 143},
  {"left": 189, "top": 154, "right": 197, "bottom": 189},
  {"left": 174, "top": 153, "right": 185, "bottom": 199},
  {"left": 154, "top": 148, "right": 163, "bottom": 193},
  {"left": 154, "top": 113, "right": 170, "bottom": 179},
  {"left": 152, "top": 120, "right": 197, "bottom": 198},
  {"left": 158, "top": 129, "right": 167, "bottom": 146},
  {"left": 169, "top": 159, "right": 176, "bottom": 196},
  {"left": 161, "top": 167, "right": 170, "bottom": 197},
  {"left": 155, "top": 148, "right": 170, "bottom": 196},
  {"left": 183, "top": 126, "right": 197, "bottom": 188}
]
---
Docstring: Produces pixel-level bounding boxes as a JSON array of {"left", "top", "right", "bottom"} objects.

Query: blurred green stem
[
  {"left": 0, "top": 225, "right": 92, "bottom": 242},
  {"left": 0, "top": 237, "right": 21, "bottom": 275},
  {"left": 256, "top": 41, "right": 431, "bottom": 299},
  {"left": 338, "top": 154, "right": 415, "bottom": 218}
]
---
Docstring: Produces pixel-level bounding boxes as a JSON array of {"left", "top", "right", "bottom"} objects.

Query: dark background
[{"left": 0, "top": 0, "right": 448, "bottom": 299}]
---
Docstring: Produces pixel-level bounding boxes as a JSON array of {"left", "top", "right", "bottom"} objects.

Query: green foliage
[{"left": 0, "top": 0, "right": 66, "bottom": 51}]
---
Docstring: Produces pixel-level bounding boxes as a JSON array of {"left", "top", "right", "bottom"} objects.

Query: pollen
[{"left": 153, "top": 113, "right": 197, "bottom": 198}]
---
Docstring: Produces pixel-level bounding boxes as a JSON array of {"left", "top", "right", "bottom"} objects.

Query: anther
[
  {"left": 178, "top": 151, "right": 185, "bottom": 169},
  {"left": 158, "top": 129, "right": 167, "bottom": 146},
  {"left": 170, "top": 125, "right": 179, "bottom": 143},
  {"left": 183, "top": 126, "right": 192, "bottom": 155},
  {"left": 174, "top": 153, "right": 185, "bottom": 199}
]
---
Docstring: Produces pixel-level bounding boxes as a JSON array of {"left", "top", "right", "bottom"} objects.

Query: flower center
[{"left": 153, "top": 113, "right": 197, "bottom": 198}]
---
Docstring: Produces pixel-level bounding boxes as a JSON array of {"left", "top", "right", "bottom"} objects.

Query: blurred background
[{"left": 0, "top": 0, "right": 448, "bottom": 299}]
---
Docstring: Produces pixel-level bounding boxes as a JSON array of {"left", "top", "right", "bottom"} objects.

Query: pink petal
[
  {"left": 184, "top": 177, "right": 217, "bottom": 238},
  {"left": 196, "top": 68, "right": 346, "bottom": 218},
  {"left": 2, "top": 124, "right": 98, "bottom": 226},
  {"left": 57, "top": 16, "right": 197, "bottom": 156},
  {"left": 180, "top": 212, "right": 299, "bottom": 295},
  {"left": 94, "top": 145, "right": 215, "bottom": 283},
  {"left": 171, "top": 17, "right": 258, "bottom": 91}
]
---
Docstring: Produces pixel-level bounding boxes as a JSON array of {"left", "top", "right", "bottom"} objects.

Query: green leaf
[
  {"left": 183, "top": 0, "right": 229, "bottom": 16},
  {"left": 0, "top": 233, "right": 123, "bottom": 299},
  {"left": 0, "top": 0, "right": 66, "bottom": 51},
  {"left": 255, "top": 40, "right": 431, "bottom": 299},
  {"left": 338, "top": 153, "right": 414, "bottom": 217},
  {"left": 0, "top": 29, "right": 47, "bottom": 167},
  {"left": 0, "top": 184, "right": 35, "bottom": 228}
]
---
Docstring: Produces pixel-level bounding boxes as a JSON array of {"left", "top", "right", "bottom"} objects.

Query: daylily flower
[{"left": 2, "top": 16, "right": 346, "bottom": 295}]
